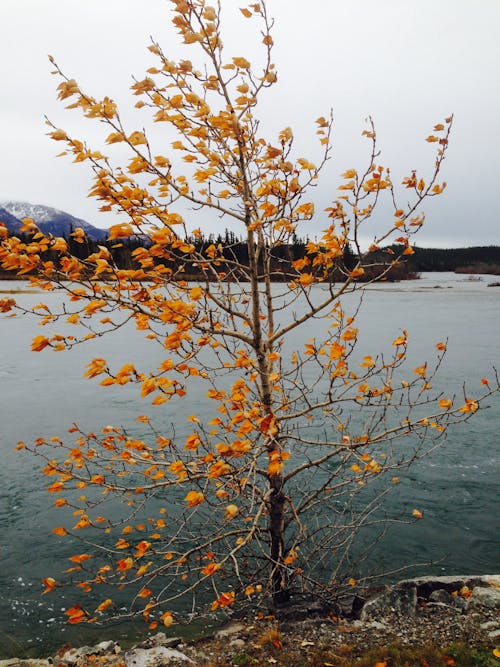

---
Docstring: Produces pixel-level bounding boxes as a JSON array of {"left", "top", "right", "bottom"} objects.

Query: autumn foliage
[{"left": 1, "top": 0, "right": 498, "bottom": 630}]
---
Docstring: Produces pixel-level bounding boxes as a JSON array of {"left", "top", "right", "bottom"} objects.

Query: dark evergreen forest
[{"left": 1, "top": 227, "right": 499, "bottom": 281}]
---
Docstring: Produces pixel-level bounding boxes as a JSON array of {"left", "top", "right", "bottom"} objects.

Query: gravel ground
[
  {"left": 1, "top": 591, "right": 498, "bottom": 666},
  {"left": 185, "top": 602, "right": 499, "bottom": 664}
]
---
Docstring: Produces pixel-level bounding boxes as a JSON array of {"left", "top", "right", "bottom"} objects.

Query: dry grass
[{"left": 202, "top": 642, "right": 498, "bottom": 666}]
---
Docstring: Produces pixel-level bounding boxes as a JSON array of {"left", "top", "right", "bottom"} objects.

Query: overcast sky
[{"left": 1, "top": 0, "right": 499, "bottom": 247}]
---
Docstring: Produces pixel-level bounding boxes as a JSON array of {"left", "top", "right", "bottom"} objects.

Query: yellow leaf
[
  {"left": 50, "top": 129, "right": 67, "bottom": 141},
  {"left": 108, "top": 223, "right": 134, "bottom": 240},
  {"left": 225, "top": 504, "right": 239, "bottom": 519},
  {"left": 392, "top": 332, "right": 407, "bottom": 346},
  {"left": 233, "top": 56, "right": 251, "bottom": 69},
  {"left": 161, "top": 611, "right": 174, "bottom": 627},
  {"left": 189, "top": 286, "right": 203, "bottom": 300},
  {"left": 240, "top": 7, "right": 252, "bottom": 17},
  {"left": 460, "top": 399, "right": 479, "bottom": 413},
  {"left": 412, "top": 508, "right": 423, "bottom": 519},
  {"left": 106, "top": 132, "right": 125, "bottom": 144},
  {"left": 202, "top": 6, "right": 217, "bottom": 21}
]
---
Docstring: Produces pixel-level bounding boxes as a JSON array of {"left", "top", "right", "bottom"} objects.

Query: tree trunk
[{"left": 269, "top": 476, "right": 289, "bottom": 605}]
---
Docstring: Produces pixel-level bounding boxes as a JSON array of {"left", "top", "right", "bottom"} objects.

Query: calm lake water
[{"left": 0, "top": 273, "right": 499, "bottom": 656}]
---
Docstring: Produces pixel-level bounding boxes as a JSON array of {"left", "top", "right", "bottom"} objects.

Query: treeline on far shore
[
  {"left": 0, "top": 227, "right": 499, "bottom": 281},
  {"left": 406, "top": 245, "right": 500, "bottom": 274}
]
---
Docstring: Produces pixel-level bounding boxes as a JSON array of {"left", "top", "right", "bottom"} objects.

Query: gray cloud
[{"left": 1, "top": 0, "right": 498, "bottom": 247}]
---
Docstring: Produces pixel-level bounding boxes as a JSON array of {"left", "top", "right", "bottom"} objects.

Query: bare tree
[{"left": 1, "top": 0, "right": 497, "bottom": 629}]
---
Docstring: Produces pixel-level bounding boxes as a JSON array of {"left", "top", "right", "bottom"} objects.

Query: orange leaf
[
  {"left": 64, "top": 605, "right": 88, "bottom": 624},
  {"left": 95, "top": 598, "right": 113, "bottom": 612},
  {"left": 41, "top": 577, "right": 57, "bottom": 594},
  {"left": 68, "top": 553, "right": 92, "bottom": 564},
  {"left": 201, "top": 562, "right": 221, "bottom": 576},
  {"left": 284, "top": 548, "right": 298, "bottom": 565},
  {"left": 137, "top": 588, "right": 152, "bottom": 598},
  {"left": 32, "top": 335, "right": 50, "bottom": 352},
  {"left": 116, "top": 557, "right": 134, "bottom": 571},
  {"left": 211, "top": 590, "right": 235, "bottom": 611},
  {"left": 185, "top": 490, "right": 205, "bottom": 507}
]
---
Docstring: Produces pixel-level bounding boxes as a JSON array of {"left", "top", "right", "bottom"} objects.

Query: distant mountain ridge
[
  {"left": 0, "top": 206, "right": 23, "bottom": 232},
  {"left": 0, "top": 201, "right": 108, "bottom": 241}
]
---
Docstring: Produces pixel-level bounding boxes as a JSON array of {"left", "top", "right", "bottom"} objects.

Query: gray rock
[
  {"left": 480, "top": 620, "right": 499, "bottom": 630},
  {"left": 229, "top": 639, "right": 246, "bottom": 649},
  {"left": 367, "top": 621, "right": 389, "bottom": 630},
  {"left": 275, "top": 593, "right": 335, "bottom": 621},
  {"left": 60, "top": 647, "right": 99, "bottom": 664},
  {"left": 124, "top": 646, "right": 194, "bottom": 666},
  {"left": 488, "top": 629, "right": 500, "bottom": 640},
  {"left": 402, "top": 575, "right": 481, "bottom": 598},
  {"left": 58, "top": 641, "right": 121, "bottom": 664},
  {"left": 470, "top": 586, "right": 500, "bottom": 608},
  {"left": 137, "top": 634, "right": 182, "bottom": 649},
  {"left": 360, "top": 585, "right": 417, "bottom": 620},
  {"left": 451, "top": 596, "right": 469, "bottom": 613},
  {"left": 352, "top": 620, "right": 388, "bottom": 630},
  {"left": 481, "top": 574, "right": 500, "bottom": 588},
  {"left": 95, "top": 641, "right": 118, "bottom": 653},
  {"left": 429, "top": 589, "right": 454, "bottom": 605},
  {"left": 214, "top": 622, "right": 246, "bottom": 639}
]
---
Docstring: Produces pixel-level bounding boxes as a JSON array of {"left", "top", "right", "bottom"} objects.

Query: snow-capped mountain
[
  {"left": 0, "top": 201, "right": 108, "bottom": 241},
  {"left": 0, "top": 206, "right": 23, "bottom": 233}
]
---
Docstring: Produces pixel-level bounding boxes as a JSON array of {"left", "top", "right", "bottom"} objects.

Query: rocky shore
[{"left": 2, "top": 575, "right": 499, "bottom": 666}]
